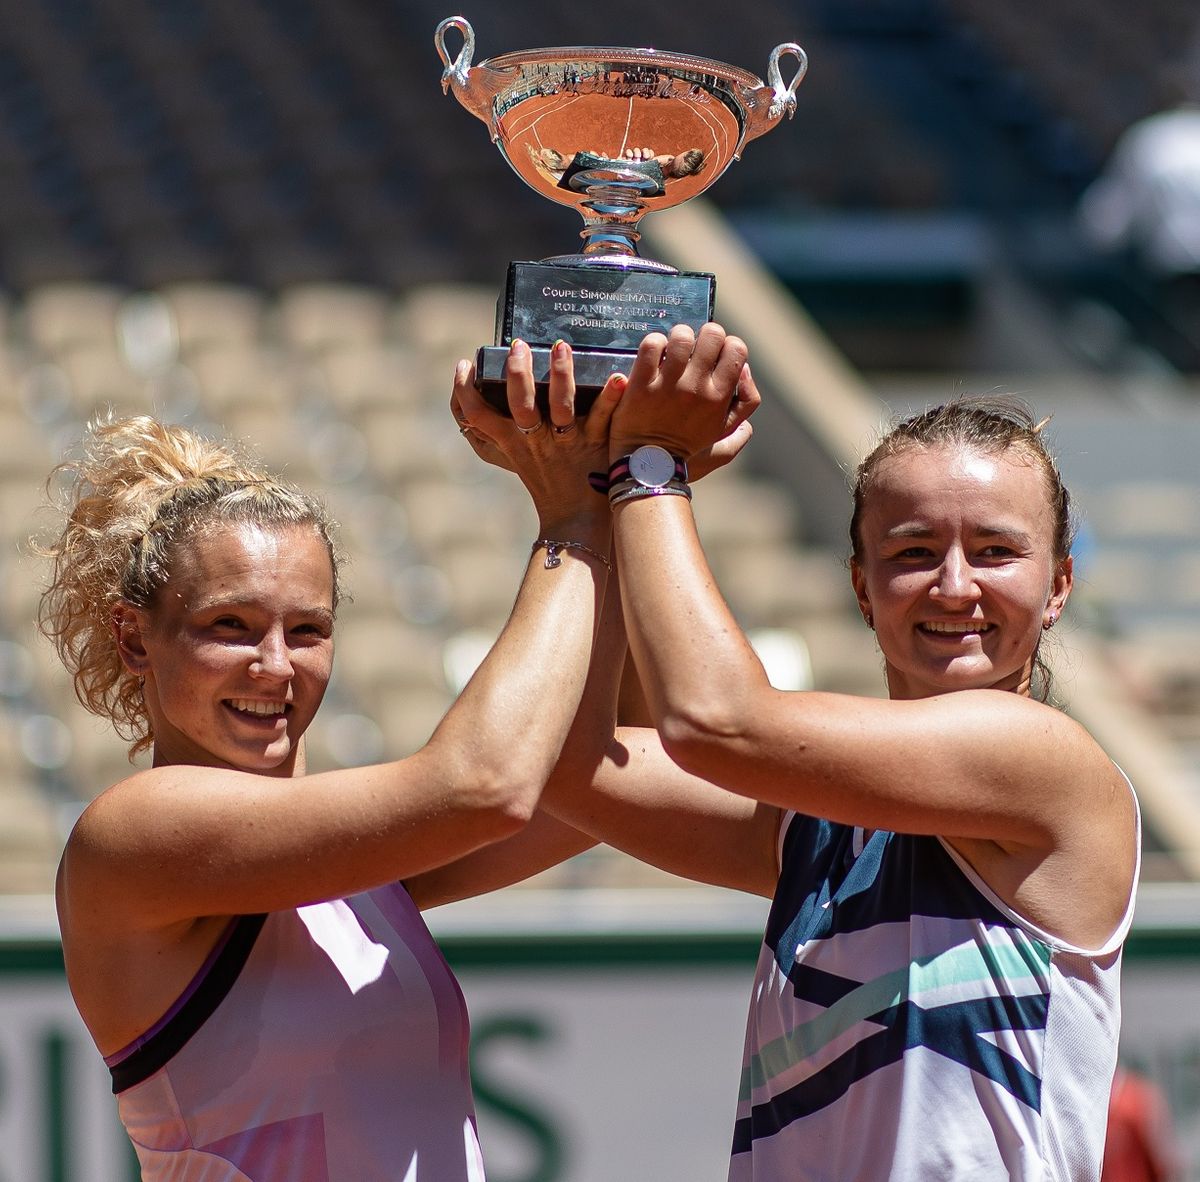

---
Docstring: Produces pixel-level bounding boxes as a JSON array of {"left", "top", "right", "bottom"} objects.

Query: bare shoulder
[
  {"left": 886, "top": 688, "right": 1128, "bottom": 821},
  {"left": 58, "top": 764, "right": 238, "bottom": 937},
  {"left": 932, "top": 689, "right": 1135, "bottom": 848},
  {"left": 728, "top": 686, "right": 1126, "bottom": 852},
  {"left": 61, "top": 768, "right": 191, "bottom": 892},
  {"left": 990, "top": 689, "right": 1133, "bottom": 823},
  {"left": 57, "top": 780, "right": 239, "bottom": 1056},
  {"left": 943, "top": 694, "right": 1138, "bottom": 948},
  {"left": 60, "top": 771, "right": 155, "bottom": 896},
  {"left": 57, "top": 767, "right": 214, "bottom": 957}
]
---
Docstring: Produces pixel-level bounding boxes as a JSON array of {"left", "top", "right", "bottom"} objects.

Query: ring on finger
[
  {"left": 552, "top": 421, "right": 578, "bottom": 436},
  {"left": 516, "top": 420, "right": 544, "bottom": 436}
]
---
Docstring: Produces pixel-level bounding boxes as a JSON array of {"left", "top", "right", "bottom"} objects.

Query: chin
[
  {"left": 251, "top": 745, "right": 296, "bottom": 772},
  {"left": 891, "top": 660, "right": 1001, "bottom": 699},
  {"left": 215, "top": 738, "right": 295, "bottom": 773},
  {"left": 941, "top": 662, "right": 1026, "bottom": 694}
]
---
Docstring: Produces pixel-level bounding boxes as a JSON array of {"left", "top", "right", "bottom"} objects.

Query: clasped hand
[{"left": 450, "top": 324, "right": 760, "bottom": 513}]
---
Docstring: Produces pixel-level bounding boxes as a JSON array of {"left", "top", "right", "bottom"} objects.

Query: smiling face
[
  {"left": 850, "top": 442, "right": 1072, "bottom": 701},
  {"left": 114, "top": 521, "right": 336, "bottom": 775}
]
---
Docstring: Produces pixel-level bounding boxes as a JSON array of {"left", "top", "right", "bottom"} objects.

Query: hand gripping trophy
[{"left": 436, "top": 15, "right": 807, "bottom": 412}]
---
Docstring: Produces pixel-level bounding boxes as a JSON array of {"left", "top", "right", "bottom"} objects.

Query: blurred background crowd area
[{"left": 0, "top": 0, "right": 1198, "bottom": 895}]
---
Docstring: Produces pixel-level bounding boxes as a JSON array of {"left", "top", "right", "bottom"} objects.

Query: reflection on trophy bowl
[{"left": 436, "top": 16, "right": 807, "bottom": 410}]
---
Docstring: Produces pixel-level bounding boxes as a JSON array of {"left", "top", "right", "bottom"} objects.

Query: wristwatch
[
  {"left": 607, "top": 446, "right": 691, "bottom": 506},
  {"left": 608, "top": 446, "right": 688, "bottom": 490}
]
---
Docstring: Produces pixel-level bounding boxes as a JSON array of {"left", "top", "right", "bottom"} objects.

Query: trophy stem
[
  {"left": 577, "top": 181, "right": 648, "bottom": 259},
  {"left": 579, "top": 227, "right": 640, "bottom": 258}
]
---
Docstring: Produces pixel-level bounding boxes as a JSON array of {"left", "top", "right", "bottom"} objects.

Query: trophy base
[
  {"left": 475, "top": 344, "right": 637, "bottom": 416},
  {"left": 475, "top": 259, "right": 716, "bottom": 415}
]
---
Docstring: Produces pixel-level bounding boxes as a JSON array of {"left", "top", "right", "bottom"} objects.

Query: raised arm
[
  {"left": 605, "top": 325, "right": 1136, "bottom": 945},
  {"left": 409, "top": 365, "right": 777, "bottom": 907},
  {"left": 60, "top": 342, "right": 620, "bottom": 931},
  {"left": 410, "top": 566, "right": 781, "bottom": 908},
  {"left": 539, "top": 596, "right": 782, "bottom": 897}
]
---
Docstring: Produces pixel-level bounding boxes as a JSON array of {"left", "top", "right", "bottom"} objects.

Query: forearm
[
  {"left": 406, "top": 572, "right": 627, "bottom": 912},
  {"left": 533, "top": 553, "right": 775, "bottom": 891},
  {"left": 425, "top": 514, "right": 611, "bottom": 814},
  {"left": 540, "top": 553, "right": 630, "bottom": 797},
  {"left": 613, "top": 494, "right": 766, "bottom": 746}
]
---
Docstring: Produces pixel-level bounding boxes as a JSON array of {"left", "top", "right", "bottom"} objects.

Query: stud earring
[
  {"left": 1042, "top": 611, "right": 1058, "bottom": 631},
  {"left": 864, "top": 612, "right": 874, "bottom": 630}
]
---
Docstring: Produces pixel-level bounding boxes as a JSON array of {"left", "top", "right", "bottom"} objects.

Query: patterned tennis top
[{"left": 730, "top": 792, "right": 1139, "bottom": 1181}]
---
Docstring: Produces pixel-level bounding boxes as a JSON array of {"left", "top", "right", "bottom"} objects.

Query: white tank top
[{"left": 106, "top": 883, "right": 486, "bottom": 1181}]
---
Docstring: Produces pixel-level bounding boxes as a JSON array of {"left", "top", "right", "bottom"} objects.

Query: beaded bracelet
[
  {"left": 608, "top": 480, "right": 693, "bottom": 508},
  {"left": 531, "top": 538, "right": 613, "bottom": 572}
]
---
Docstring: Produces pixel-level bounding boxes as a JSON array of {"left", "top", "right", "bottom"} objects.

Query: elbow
[
  {"left": 466, "top": 766, "right": 541, "bottom": 837},
  {"left": 417, "top": 735, "right": 545, "bottom": 843},
  {"left": 656, "top": 700, "right": 743, "bottom": 775},
  {"left": 491, "top": 786, "right": 539, "bottom": 834}
]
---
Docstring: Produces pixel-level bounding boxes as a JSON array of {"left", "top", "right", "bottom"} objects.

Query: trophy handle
[
  {"left": 435, "top": 16, "right": 510, "bottom": 137},
  {"left": 740, "top": 43, "right": 808, "bottom": 150}
]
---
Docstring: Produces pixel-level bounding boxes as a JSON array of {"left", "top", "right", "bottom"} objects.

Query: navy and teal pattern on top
[{"left": 728, "top": 811, "right": 1133, "bottom": 1181}]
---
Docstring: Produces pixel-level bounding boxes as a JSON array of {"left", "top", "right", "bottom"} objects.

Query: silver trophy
[{"left": 436, "top": 16, "right": 807, "bottom": 411}]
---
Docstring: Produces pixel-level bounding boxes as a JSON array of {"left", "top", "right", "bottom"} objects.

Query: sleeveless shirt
[
  {"left": 730, "top": 793, "right": 1139, "bottom": 1181},
  {"left": 105, "top": 883, "right": 485, "bottom": 1181}
]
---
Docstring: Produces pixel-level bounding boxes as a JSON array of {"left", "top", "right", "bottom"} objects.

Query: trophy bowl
[{"left": 435, "top": 16, "right": 807, "bottom": 411}]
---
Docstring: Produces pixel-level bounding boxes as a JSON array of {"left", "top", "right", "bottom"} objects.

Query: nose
[
  {"left": 930, "top": 547, "right": 980, "bottom": 606},
  {"left": 250, "top": 626, "right": 294, "bottom": 681}
]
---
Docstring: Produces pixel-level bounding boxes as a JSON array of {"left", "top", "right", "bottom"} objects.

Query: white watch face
[{"left": 629, "top": 446, "right": 675, "bottom": 487}]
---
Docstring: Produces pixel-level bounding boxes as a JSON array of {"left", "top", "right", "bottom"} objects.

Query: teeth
[
  {"left": 923, "top": 621, "right": 990, "bottom": 634},
  {"left": 228, "top": 699, "right": 287, "bottom": 716}
]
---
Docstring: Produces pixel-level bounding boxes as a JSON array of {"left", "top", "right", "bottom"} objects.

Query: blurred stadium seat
[{"left": 0, "top": 0, "right": 1195, "bottom": 892}]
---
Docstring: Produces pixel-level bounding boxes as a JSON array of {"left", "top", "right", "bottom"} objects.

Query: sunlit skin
[
  {"left": 851, "top": 442, "right": 1072, "bottom": 702},
  {"left": 113, "top": 522, "right": 336, "bottom": 775}
]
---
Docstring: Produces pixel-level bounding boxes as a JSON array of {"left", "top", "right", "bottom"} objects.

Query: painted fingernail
[
  {"left": 552, "top": 339, "right": 570, "bottom": 359},
  {"left": 454, "top": 359, "right": 469, "bottom": 381},
  {"left": 511, "top": 339, "right": 527, "bottom": 357}
]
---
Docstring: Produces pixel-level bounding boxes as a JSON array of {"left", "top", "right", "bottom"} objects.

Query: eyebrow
[
  {"left": 189, "top": 597, "right": 336, "bottom": 624},
  {"left": 883, "top": 523, "right": 1035, "bottom": 547}
]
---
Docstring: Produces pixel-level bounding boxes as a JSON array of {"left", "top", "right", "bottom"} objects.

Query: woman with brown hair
[{"left": 484, "top": 322, "right": 1141, "bottom": 1181}]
